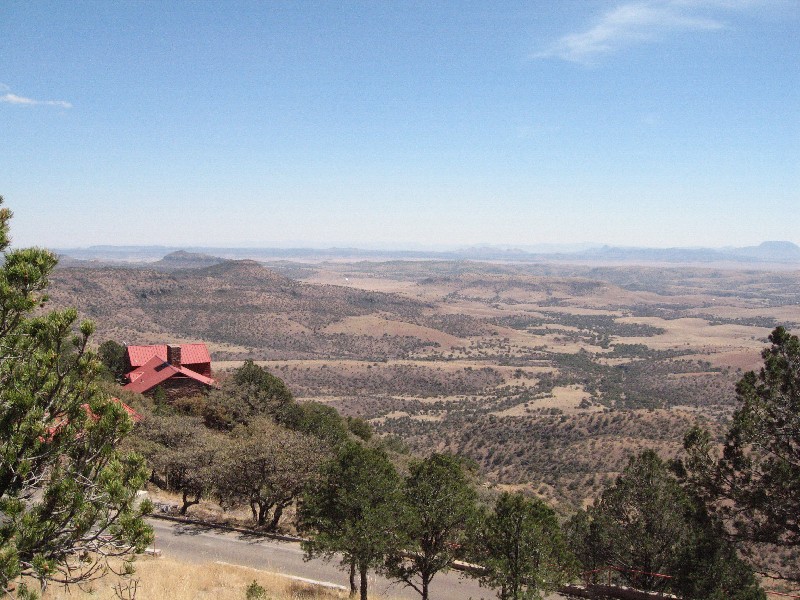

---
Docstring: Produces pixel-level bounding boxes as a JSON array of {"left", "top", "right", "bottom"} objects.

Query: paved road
[{"left": 148, "top": 518, "right": 565, "bottom": 600}]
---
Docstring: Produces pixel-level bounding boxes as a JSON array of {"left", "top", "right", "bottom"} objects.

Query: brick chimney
[{"left": 166, "top": 345, "right": 182, "bottom": 368}]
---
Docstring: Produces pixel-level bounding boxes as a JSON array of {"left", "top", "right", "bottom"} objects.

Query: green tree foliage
[
  {"left": 203, "top": 360, "right": 294, "bottom": 429},
  {"left": 470, "top": 492, "right": 574, "bottom": 600},
  {"left": 684, "top": 326, "right": 800, "bottom": 555},
  {"left": 96, "top": 340, "right": 127, "bottom": 382},
  {"left": 133, "top": 414, "right": 220, "bottom": 515},
  {"left": 566, "top": 450, "right": 764, "bottom": 600},
  {"left": 202, "top": 360, "right": 354, "bottom": 447},
  {"left": 345, "top": 416, "right": 373, "bottom": 442},
  {"left": 278, "top": 401, "right": 349, "bottom": 446},
  {"left": 203, "top": 361, "right": 349, "bottom": 446},
  {"left": 385, "top": 453, "right": 478, "bottom": 600},
  {"left": 0, "top": 199, "right": 152, "bottom": 595},
  {"left": 299, "top": 441, "right": 403, "bottom": 600},
  {"left": 214, "top": 417, "right": 324, "bottom": 530},
  {"left": 232, "top": 359, "right": 294, "bottom": 405}
]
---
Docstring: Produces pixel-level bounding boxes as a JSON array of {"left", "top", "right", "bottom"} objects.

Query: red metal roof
[
  {"left": 114, "top": 399, "right": 143, "bottom": 422},
  {"left": 123, "top": 355, "right": 216, "bottom": 395},
  {"left": 127, "top": 345, "right": 167, "bottom": 367},
  {"left": 83, "top": 398, "right": 142, "bottom": 423},
  {"left": 126, "top": 344, "right": 211, "bottom": 367},
  {"left": 179, "top": 343, "right": 212, "bottom": 364},
  {"left": 44, "top": 398, "right": 141, "bottom": 439}
]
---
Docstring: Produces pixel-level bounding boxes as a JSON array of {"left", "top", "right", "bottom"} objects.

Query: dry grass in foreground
[{"left": 36, "top": 557, "right": 376, "bottom": 600}]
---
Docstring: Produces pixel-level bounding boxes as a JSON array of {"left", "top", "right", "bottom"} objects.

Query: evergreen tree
[
  {"left": 385, "top": 453, "right": 478, "bottom": 600},
  {"left": 685, "top": 327, "right": 800, "bottom": 557},
  {"left": 0, "top": 199, "right": 152, "bottom": 596},
  {"left": 299, "top": 441, "right": 403, "bottom": 600},
  {"left": 203, "top": 360, "right": 294, "bottom": 429},
  {"left": 567, "top": 450, "right": 764, "bottom": 599},
  {"left": 96, "top": 340, "right": 127, "bottom": 382},
  {"left": 470, "top": 492, "right": 574, "bottom": 600}
]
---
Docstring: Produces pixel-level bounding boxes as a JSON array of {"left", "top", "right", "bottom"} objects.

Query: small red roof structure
[
  {"left": 123, "top": 354, "right": 216, "bottom": 395},
  {"left": 115, "top": 399, "right": 143, "bottom": 422},
  {"left": 84, "top": 398, "right": 142, "bottom": 422},
  {"left": 44, "top": 398, "right": 141, "bottom": 440},
  {"left": 126, "top": 344, "right": 212, "bottom": 377}
]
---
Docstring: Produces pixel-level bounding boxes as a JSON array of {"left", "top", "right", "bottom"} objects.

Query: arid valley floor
[{"left": 49, "top": 252, "right": 800, "bottom": 511}]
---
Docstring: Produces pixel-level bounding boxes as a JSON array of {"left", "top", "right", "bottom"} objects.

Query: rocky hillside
[{"left": 48, "top": 260, "right": 453, "bottom": 360}]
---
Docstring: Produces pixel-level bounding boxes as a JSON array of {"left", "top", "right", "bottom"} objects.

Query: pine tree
[
  {"left": 685, "top": 327, "right": 800, "bottom": 554},
  {"left": 567, "top": 450, "right": 764, "bottom": 599},
  {"left": 385, "top": 453, "right": 478, "bottom": 600},
  {"left": 471, "top": 492, "right": 575, "bottom": 600},
  {"left": 0, "top": 198, "right": 152, "bottom": 596},
  {"left": 300, "top": 441, "right": 404, "bottom": 600}
]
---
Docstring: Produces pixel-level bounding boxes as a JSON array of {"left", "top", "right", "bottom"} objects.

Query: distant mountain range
[
  {"left": 54, "top": 241, "right": 800, "bottom": 266},
  {"left": 563, "top": 241, "right": 800, "bottom": 264}
]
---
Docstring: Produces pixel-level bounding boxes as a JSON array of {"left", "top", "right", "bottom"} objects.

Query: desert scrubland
[{"left": 49, "top": 255, "right": 800, "bottom": 510}]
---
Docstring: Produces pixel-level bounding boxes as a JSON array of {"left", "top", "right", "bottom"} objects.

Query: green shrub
[{"left": 245, "top": 580, "right": 267, "bottom": 600}]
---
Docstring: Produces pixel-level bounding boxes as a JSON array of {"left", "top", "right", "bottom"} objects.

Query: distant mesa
[
  {"left": 570, "top": 241, "right": 800, "bottom": 264},
  {"left": 192, "top": 259, "right": 294, "bottom": 286},
  {"left": 153, "top": 250, "right": 229, "bottom": 270},
  {"left": 732, "top": 241, "right": 800, "bottom": 262}
]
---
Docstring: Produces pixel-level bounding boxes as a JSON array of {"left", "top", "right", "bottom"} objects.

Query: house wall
[
  {"left": 148, "top": 377, "right": 209, "bottom": 401},
  {"left": 182, "top": 362, "right": 212, "bottom": 378}
]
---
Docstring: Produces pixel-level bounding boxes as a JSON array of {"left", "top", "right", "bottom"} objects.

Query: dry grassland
[
  {"left": 615, "top": 316, "right": 769, "bottom": 351},
  {"left": 301, "top": 273, "right": 420, "bottom": 296},
  {"left": 38, "top": 557, "right": 364, "bottom": 600},
  {"left": 493, "top": 385, "right": 601, "bottom": 417},
  {"left": 322, "top": 315, "right": 463, "bottom": 348}
]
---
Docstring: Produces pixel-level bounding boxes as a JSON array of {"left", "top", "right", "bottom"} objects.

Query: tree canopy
[
  {"left": 96, "top": 340, "right": 127, "bottom": 382},
  {"left": 202, "top": 360, "right": 295, "bottom": 430},
  {"left": 385, "top": 453, "right": 478, "bottom": 600},
  {"left": 214, "top": 417, "right": 324, "bottom": 530},
  {"left": 685, "top": 326, "right": 800, "bottom": 554},
  {"left": 470, "top": 492, "right": 574, "bottom": 600},
  {"left": 300, "top": 441, "right": 403, "bottom": 600},
  {"left": 567, "top": 450, "right": 764, "bottom": 600},
  {"left": 133, "top": 413, "right": 221, "bottom": 515},
  {"left": 0, "top": 198, "right": 152, "bottom": 596}
]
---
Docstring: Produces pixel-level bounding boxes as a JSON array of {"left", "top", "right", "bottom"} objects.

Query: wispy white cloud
[
  {"left": 534, "top": 1, "right": 731, "bottom": 64},
  {"left": 0, "top": 85, "right": 72, "bottom": 108}
]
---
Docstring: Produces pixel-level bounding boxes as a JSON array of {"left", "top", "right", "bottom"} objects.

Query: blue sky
[{"left": 1, "top": 1, "right": 798, "bottom": 249}]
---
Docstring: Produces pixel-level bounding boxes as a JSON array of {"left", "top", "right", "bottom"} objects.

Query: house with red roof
[
  {"left": 123, "top": 344, "right": 216, "bottom": 397},
  {"left": 125, "top": 343, "right": 212, "bottom": 377}
]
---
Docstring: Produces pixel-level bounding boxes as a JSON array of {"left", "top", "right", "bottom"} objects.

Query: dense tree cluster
[
  {"left": 301, "top": 450, "right": 574, "bottom": 600},
  {"left": 128, "top": 336, "right": 789, "bottom": 599},
  {"left": 129, "top": 360, "right": 354, "bottom": 532}
]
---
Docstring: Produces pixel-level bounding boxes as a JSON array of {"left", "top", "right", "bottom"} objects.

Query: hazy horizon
[
  {"left": 2, "top": 2, "right": 798, "bottom": 249},
  {"left": 51, "top": 238, "right": 799, "bottom": 255}
]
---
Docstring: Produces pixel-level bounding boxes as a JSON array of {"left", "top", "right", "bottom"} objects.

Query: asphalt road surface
[{"left": 148, "top": 518, "right": 565, "bottom": 600}]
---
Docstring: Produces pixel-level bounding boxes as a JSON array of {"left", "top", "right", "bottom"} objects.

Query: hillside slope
[{"left": 48, "top": 261, "right": 470, "bottom": 360}]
